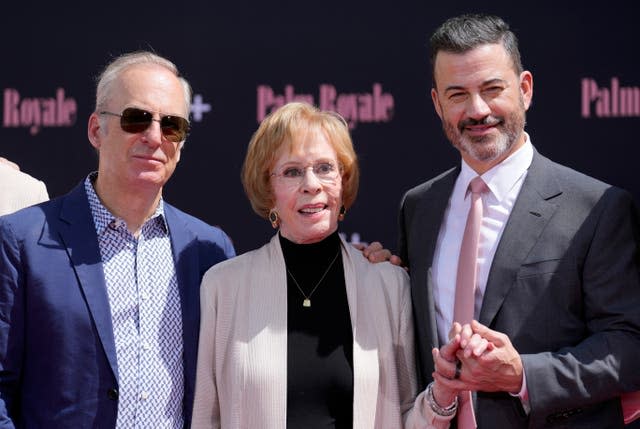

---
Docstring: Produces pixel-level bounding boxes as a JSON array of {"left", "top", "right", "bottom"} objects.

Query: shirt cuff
[{"left": 509, "top": 366, "right": 531, "bottom": 414}]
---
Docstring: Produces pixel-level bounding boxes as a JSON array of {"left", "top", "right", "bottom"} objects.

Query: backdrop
[{"left": 2, "top": 1, "right": 638, "bottom": 254}]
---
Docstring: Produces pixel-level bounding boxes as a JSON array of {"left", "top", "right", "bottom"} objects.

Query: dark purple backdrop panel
[{"left": 1, "top": 1, "right": 638, "bottom": 253}]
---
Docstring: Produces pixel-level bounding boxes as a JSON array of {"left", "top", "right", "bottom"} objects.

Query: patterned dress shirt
[{"left": 85, "top": 174, "right": 184, "bottom": 428}]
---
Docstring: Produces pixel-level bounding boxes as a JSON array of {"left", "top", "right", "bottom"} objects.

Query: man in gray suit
[{"left": 399, "top": 14, "right": 640, "bottom": 428}]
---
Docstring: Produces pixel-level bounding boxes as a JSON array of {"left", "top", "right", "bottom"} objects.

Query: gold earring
[
  {"left": 338, "top": 205, "right": 346, "bottom": 221},
  {"left": 268, "top": 209, "right": 279, "bottom": 229}
]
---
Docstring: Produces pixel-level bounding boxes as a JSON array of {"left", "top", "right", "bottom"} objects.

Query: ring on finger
[{"left": 454, "top": 359, "right": 462, "bottom": 380}]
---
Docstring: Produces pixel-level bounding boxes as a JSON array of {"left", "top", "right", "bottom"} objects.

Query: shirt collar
[
  {"left": 84, "top": 172, "right": 168, "bottom": 236},
  {"left": 459, "top": 133, "right": 534, "bottom": 202}
]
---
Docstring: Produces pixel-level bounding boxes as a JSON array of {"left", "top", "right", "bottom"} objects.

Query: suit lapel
[
  {"left": 164, "top": 203, "right": 198, "bottom": 345},
  {"left": 411, "top": 167, "right": 458, "bottom": 350},
  {"left": 163, "top": 204, "right": 200, "bottom": 411},
  {"left": 48, "top": 182, "right": 119, "bottom": 380},
  {"left": 479, "top": 152, "right": 562, "bottom": 326}
]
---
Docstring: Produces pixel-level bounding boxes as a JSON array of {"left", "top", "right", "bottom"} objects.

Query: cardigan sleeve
[{"left": 391, "top": 267, "right": 454, "bottom": 429}]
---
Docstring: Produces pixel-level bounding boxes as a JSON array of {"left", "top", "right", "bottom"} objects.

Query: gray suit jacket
[{"left": 398, "top": 150, "right": 640, "bottom": 428}]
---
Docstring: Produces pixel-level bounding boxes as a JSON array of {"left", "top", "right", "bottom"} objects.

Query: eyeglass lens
[
  {"left": 277, "top": 162, "right": 339, "bottom": 182},
  {"left": 119, "top": 108, "right": 190, "bottom": 143}
]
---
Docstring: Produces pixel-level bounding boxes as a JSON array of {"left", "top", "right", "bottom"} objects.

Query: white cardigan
[{"left": 192, "top": 234, "right": 452, "bottom": 428}]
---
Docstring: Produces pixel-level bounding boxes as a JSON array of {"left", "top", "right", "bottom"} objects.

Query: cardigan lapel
[
  {"left": 341, "top": 239, "right": 379, "bottom": 429},
  {"left": 246, "top": 235, "right": 288, "bottom": 426}
]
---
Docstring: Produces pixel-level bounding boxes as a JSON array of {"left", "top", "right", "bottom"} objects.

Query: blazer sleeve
[
  {"left": 0, "top": 219, "right": 23, "bottom": 429},
  {"left": 522, "top": 188, "right": 640, "bottom": 423}
]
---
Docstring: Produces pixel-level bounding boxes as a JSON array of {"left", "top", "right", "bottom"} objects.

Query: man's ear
[
  {"left": 87, "top": 113, "right": 102, "bottom": 150},
  {"left": 431, "top": 88, "right": 444, "bottom": 120},
  {"left": 520, "top": 70, "right": 533, "bottom": 110}
]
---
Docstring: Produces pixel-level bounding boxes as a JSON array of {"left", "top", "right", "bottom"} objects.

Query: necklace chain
[{"left": 286, "top": 249, "right": 341, "bottom": 308}]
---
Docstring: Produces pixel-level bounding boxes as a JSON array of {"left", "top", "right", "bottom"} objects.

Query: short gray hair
[{"left": 94, "top": 51, "right": 192, "bottom": 115}]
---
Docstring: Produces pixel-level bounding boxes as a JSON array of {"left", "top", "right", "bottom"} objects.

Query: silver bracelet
[{"left": 426, "top": 381, "right": 458, "bottom": 417}]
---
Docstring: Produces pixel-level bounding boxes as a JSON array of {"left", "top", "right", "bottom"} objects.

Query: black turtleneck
[{"left": 280, "top": 231, "right": 354, "bottom": 429}]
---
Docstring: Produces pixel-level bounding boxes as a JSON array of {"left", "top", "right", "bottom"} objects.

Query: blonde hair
[{"left": 242, "top": 102, "right": 359, "bottom": 219}]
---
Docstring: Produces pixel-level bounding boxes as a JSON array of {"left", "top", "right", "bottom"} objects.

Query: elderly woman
[{"left": 192, "top": 102, "right": 467, "bottom": 428}]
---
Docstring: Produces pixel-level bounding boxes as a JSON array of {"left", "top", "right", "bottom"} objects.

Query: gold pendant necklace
[{"left": 286, "top": 249, "right": 340, "bottom": 308}]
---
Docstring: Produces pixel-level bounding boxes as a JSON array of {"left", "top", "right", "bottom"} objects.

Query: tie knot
[{"left": 469, "top": 176, "right": 488, "bottom": 195}]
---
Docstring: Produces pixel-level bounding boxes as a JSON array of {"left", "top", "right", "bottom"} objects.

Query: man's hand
[
  {"left": 352, "top": 241, "right": 403, "bottom": 266},
  {"left": 438, "top": 320, "right": 523, "bottom": 394},
  {"left": 453, "top": 322, "right": 495, "bottom": 359},
  {"left": 433, "top": 332, "right": 462, "bottom": 379}
]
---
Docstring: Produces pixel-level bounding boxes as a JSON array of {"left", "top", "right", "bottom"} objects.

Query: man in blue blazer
[
  {"left": 0, "top": 52, "right": 235, "bottom": 428},
  {"left": 399, "top": 14, "right": 640, "bottom": 428}
]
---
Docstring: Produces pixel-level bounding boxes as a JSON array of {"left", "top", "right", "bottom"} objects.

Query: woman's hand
[{"left": 431, "top": 337, "right": 461, "bottom": 407}]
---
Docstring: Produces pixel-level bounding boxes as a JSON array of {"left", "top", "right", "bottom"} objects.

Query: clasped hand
[{"left": 432, "top": 320, "right": 524, "bottom": 394}]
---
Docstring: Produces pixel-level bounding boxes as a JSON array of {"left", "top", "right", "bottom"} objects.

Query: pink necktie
[
  {"left": 454, "top": 176, "right": 487, "bottom": 429},
  {"left": 623, "top": 391, "right": 640, "bottom": 423}
]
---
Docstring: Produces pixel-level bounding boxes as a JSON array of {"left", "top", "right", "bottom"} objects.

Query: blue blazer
[{"left": 0, "top": 181, "right": 235, "bottom": 429}]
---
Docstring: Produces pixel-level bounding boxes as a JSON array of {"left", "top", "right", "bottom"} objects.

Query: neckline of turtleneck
[{"left": 279, "top": 231, "right": 341, "bottom": 263}]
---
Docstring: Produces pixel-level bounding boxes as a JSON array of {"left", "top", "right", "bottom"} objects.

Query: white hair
[{"left": 94, "top": 51, "right": 192, "bottom": 115}]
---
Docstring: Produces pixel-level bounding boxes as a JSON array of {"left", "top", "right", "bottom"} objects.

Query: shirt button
[
  {"left": 141, "top": 342, "right": 150, "bottom": 351},
  {"left": 107, "top": 388, "right": 118, "bottom": 400},
  {"left": 140, "top": 391, "right": 149, "bottom": 400},
  {"left": 140, "top": 292, "right": 149, "bottom": 300}
]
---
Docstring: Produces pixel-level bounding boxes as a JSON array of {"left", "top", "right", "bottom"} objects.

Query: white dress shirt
[{"left": 432, "top": 135, "right": 534, "bottom": 345}]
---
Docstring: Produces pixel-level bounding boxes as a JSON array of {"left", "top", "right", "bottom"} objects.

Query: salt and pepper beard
[{"left": 442, "top": 95, "right": 527, "bottom": 164}]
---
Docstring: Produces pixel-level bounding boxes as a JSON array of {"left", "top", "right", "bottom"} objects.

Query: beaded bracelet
[{"left": 426, "top": 381, "right": 458, "bottom": 417}]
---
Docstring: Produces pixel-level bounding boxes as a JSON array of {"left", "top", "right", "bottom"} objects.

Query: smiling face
[
  {"left": 88, "top": 63, "right": 189, "bottom": 194},
  {"left": 431, "top": 43, "right": 533, "bottom": 173},
  {"left": 270, "top": 127, "right": 343, "bottom": 244}
]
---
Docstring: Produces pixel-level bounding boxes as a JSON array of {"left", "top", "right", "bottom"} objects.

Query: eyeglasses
[
  {"left": 271, "top": 162, "right": 341, "bottom": 185},
  {"left": 99, "top": 107, "right": 190, "bottom": 143}
]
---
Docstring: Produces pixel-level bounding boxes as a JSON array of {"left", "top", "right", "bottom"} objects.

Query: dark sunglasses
[{"left": 100, "top": 107, "right": 190, "bottom": 143}]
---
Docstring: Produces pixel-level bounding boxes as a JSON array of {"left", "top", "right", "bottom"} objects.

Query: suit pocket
[
  {"left": 510, "top": 258, "right": 583, "bottom": 352},
  {"left": 517, "top": 258, "right": 564, "bottom": 278}
]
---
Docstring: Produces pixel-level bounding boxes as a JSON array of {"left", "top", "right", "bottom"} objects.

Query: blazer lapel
[
  {"left": 163, "top": 204, "right": 200, "bottom": 411},
  {"left": 49, "top": 182, "right": 119, "bottom": 380},
  {"left": 164, "top": 205, "right": 198, "bottom": 314},
  {"left": 479, "top": 152, "right": 562, "bottom": 326}
]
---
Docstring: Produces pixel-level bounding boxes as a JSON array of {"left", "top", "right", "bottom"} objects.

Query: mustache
[{"left": 459, "top": 116, "right": 503, "bottom": 129}]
